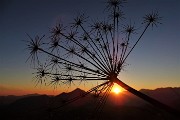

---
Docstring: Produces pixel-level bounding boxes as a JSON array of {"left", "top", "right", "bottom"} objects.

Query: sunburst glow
[{"left": 112, "top": 84, "right": 122, "bottom": 94}]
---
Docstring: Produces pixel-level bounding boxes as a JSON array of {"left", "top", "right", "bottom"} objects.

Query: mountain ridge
[
  {"left": 0, "top": 87, "right": 180, "bottom": 120},
  {"left": 1, "top": 87, "right": 180, "bottom": 106}
]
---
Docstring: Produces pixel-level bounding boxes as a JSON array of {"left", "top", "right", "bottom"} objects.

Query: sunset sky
[{"left": 0, "top": 0, "right": 179, "bottom": 96}]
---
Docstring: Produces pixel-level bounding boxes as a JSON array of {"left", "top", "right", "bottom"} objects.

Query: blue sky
[{"left": 0, "top": 0, "right": 179, "bottom": 95}]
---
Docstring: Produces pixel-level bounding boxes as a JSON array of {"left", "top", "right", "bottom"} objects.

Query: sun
[
  {"left": 112, "top": 84, "right": 122, "bottom": 94},
  {"left": 113, "top": 87, "right": 121, "bottom": 94}
]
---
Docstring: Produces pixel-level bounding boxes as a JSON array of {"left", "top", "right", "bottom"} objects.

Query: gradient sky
[{"left": 0, "top": 0, "right": 179, "bottom": 96}]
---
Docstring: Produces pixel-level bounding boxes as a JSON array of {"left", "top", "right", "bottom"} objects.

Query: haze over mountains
[{"left": 0, "top": 87, "right": 180, "bottom": 120}]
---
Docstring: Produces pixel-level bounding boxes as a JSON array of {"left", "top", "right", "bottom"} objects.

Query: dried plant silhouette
[{"left": 26, "top": 0, "right": 179, "bottom": 118}]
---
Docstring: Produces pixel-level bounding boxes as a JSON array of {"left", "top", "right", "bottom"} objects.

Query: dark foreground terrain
[{"left": 0, "top": 87, "right": 180, "bottom": 120}]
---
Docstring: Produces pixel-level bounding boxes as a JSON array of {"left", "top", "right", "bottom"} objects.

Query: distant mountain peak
[
  {"left": 69, "top": 88, "right": 86, "bottom": 95},
  {"left": 55, "top": 88, "right": 86, "bottom": 98},
  {"left": 72, "top": 88, "right": 85, "bottom": 92}
]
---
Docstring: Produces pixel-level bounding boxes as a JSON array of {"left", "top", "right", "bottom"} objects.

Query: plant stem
[
  {"left": 114, "top": 78, "right": 180, "bottom": 118},
  {"left": 121, "top": 23, "right": 150, "bottom": 65}
]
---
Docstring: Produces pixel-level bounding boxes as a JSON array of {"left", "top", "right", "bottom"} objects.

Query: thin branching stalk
[{"left": 26, "top": 0, "right": 179, "bottom": 118}]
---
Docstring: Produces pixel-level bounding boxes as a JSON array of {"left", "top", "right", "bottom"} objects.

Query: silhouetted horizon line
[{"left": 1, "top": 86, "right": 180, "bottom": 96}]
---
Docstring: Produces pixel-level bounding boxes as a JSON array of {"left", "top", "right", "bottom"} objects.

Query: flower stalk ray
[{"left": 25, "top": 0, "right": 180, "bottom": 118}]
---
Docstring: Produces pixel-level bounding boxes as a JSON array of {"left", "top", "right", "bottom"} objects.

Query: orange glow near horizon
[
  {"left": 0, "top": 84, "right": 64, "bottom": 96},
  {"left": 0, "top": 88, "right": 59, "bottom": 96}
]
